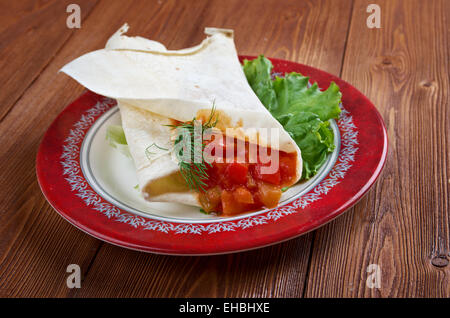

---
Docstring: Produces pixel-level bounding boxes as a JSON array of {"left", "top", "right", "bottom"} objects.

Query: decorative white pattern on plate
[{"left": 61, "top": 97, "right": 358, "bottom": 234}]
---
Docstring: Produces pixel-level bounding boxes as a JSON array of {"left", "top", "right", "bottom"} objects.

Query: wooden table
[{"left": 0, "top": 0, "right": 448, "bottom": 298}]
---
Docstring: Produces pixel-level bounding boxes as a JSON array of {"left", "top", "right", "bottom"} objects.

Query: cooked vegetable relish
[{"left": 199, "top": 135, "right": 297, "bottom": 216}]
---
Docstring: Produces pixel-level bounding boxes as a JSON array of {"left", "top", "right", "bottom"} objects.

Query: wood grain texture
[
  {"left": 0, "top": 0, "right": 52, "bottom": 33},
  {"left": 304, "top": 0, "right": 449, "bottom": 297},
  {"left": 0, "top": 0, "right": 97, "bottom": 122},
  {"left": 72, "top": 237, "right": 313, "bottom": 298}
]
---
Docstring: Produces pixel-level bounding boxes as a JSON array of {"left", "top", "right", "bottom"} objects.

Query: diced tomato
[
  {"left": 233, "top": 186, "right": 254, "bottom": 204},
  {"left": 199, "top": 186, "right": 222, "bottom": 212},
  {"left": 226, "top": 163, "right": 248, "bottom": 184},
  {"left": 252, "top": 164, "right": 281, "bottom": 185},
  {"left": 279, "top": 154, "right": 297, "bottom": 185},
  {"left": 221, "top": 190, "right": 246, "bottom": 216},
  {"left": 257, "top": 182, "right": 282, "bottom": 208},
  {"left": 201, "top": 136, "right": 297, "bottom": 215}
]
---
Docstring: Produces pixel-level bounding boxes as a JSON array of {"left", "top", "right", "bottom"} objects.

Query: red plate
[{"left": 36, "top": 56, "right": 387, "bottom": 255}]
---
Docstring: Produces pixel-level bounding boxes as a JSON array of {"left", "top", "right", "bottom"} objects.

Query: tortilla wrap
[{"left": 61, "top": 24, "right": 302, "bottom": 206}]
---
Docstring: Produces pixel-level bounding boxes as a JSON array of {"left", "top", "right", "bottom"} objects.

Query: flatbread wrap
[{"left": 61, "top": 24, "right": 302, "bottom": 215}]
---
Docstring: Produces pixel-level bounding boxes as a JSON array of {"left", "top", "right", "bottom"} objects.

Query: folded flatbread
[{"left": 61, "top": 24, "right": 302, "bottom": 211}]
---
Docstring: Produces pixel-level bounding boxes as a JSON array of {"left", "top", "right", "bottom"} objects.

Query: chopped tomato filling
[
  {"left": 199, "top": 135, "right": 297, "bottom": 216},
  {"left": 226, "top": 163, "right": 248, "bottom": 184},
  {"left": 252, "top": 164, "right": 281, "bottom": 185}
]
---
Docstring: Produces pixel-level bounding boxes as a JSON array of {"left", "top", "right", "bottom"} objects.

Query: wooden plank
[
  {"left": 70, "top": 0, "right": 353, "bottom": 297},
  {"left": 0, "top": 0, "right": 52, "bottom": 33},
  {"left": 0, "top": 181, "right": 101, "bottom": 297},
  {"left": 304, "top": 0, "right": 449, "bottom": 297},
  {"left": 0, "top": 0, "right": 102, "bottom": 297},
  {"left": 0, "top": 0, "right": 98, "bottom": 121},
  {"left": 72, "top": 239, "right": 313, "bottom": 297}
]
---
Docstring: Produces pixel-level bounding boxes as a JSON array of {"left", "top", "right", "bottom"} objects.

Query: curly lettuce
[{"left": 243, "top": 55, "right": 342, "bottom": 179}]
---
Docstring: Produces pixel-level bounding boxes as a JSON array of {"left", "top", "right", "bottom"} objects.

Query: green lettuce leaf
[
  {"left": 243, "top": 55, "right": 342, "bottom": 180},
  {"left": 282, "top": 112, "right": 335, "bottom": 179},
  {"left": 272, "top": 73, "right": 342, "bottom": 121},
  {"left": 243, "top": 56, "right": 278, "bottom": 111}
]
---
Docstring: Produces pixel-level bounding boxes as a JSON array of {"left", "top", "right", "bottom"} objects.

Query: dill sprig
[{"left": 167, "top": 104, "right": 218, "bottom": 192}]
